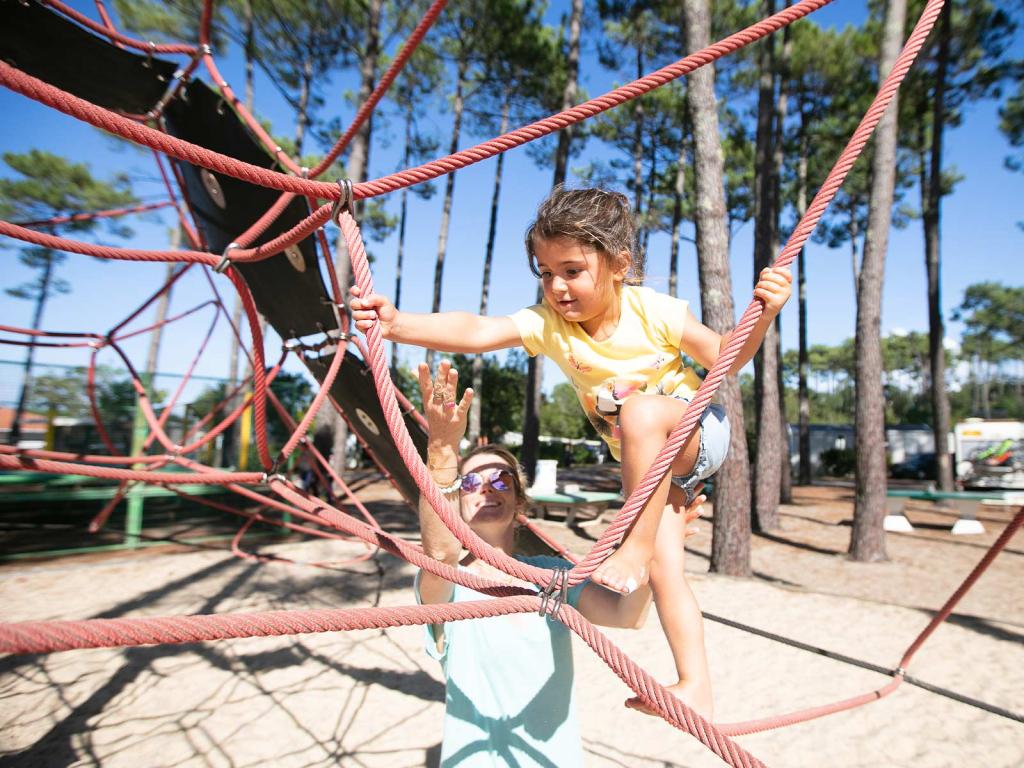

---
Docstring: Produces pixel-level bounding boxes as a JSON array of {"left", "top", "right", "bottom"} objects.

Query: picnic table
[
  {"left": 526, "top": 488, "right": 622, "bottom": 527},
  {"left": 885, "top": 487, "right": 1024, "bottom": 535}
]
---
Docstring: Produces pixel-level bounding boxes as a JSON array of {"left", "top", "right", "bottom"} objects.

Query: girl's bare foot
[
  {"left": 624, "top": 679, "right": 713, "bottom": 722},
  {"left": 591, "top": 541, "right": 651, "bottom": 595}
]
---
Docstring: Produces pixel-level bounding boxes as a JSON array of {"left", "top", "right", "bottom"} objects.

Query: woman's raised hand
[{"left": 417, "top": 361, "right": 474, "bottom": 448}]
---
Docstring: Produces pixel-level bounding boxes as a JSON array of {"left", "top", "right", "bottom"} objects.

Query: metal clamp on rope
[
  {"left": 320, "top": 299, "right": 350, "bottom": 334},
  {"left": 538, "top": 567, "right": 569, "bottom": 618},
  {"left": 214, "top": 242, "right": 240, "bottom": 273},
  {"left": 263, "top": 457, "right": 288, "bottom": 486},
  {"left": 325, "top": 326, "right": 354, "bottom": 342},
  {"left": 330, "top": 179, "right": 354, "bottom": 224}
]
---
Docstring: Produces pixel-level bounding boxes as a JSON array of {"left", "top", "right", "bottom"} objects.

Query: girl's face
[
  {"left": 458, "top": 453, "right": 519, "bottom": 532},
  {"left": 533, "top": 237, "right": 629, "bottom": 338}
]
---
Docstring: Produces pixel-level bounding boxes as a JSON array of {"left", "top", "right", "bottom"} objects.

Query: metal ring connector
[
  {"left": 325, "top": 327, "right": 354, "bottom": 341},
  {"left": 538, "top": 567, "right": 570, "bottom": 618},
  {"left": 330, "top": 179, "right": 354, "bottom": 223},
  {"left": 214, "top": 242, "right": 240, "bottom": 273}
]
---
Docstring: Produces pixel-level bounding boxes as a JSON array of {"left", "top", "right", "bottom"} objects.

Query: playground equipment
[
  {"left": 955, "top": 419, "right": 1024, "bottom": 490},
  {"left": 1, "top": 1, "right": 1021, "bottom": 766}
]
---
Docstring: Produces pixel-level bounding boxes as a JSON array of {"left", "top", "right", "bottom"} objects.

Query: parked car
[{"left": 890, "top": 452, "right": 937, "bottom": 480}]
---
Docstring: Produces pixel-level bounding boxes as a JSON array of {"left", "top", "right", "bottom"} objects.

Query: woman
[{"left": 414, "top": 360, "right": 705, "bottom": 767}]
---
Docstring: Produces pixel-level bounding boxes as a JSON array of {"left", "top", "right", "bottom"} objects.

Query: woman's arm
[
  {"left": 350, "top": 286, "right": 522, "bottom": 353},
  {"left": 415, "top": 361, "right": 473, "bottom": 606}
]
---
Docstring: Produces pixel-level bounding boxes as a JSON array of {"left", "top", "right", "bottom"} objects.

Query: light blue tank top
[{"left": 415, "top": 555, "right": 587, "bottom": 767}]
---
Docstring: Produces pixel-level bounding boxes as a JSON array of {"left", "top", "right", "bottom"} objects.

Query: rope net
[{"left": 4, "top": 0, "right": 1018, "bottom": 765}]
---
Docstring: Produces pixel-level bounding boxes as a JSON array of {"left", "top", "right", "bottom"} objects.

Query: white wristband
[{"left": 436, "top": 475, "right": 462, "bottom": 494}]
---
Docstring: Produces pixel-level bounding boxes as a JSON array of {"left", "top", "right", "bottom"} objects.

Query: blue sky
[{"left": 1, "top": 0, "right": 1022, "bottom": 409}]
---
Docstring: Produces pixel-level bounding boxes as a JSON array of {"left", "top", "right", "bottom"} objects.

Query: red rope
[
  {"left": 41, "top": 0, "right": 199, "bottom": 54},
  {"left": 715, "top": 505, "right": 1024, "bottom": 735},
  {"left": 0, "top": 0, "right": 968, "bottom": 761},
  {"left": 92, "top": 0, "right": 121, "bottom": 48},
  {"left": 0, "top": 453, "right": 262, "bottom": 484},
  {"left": 14, "top": 200, "right": 173, "bottom": 228},
  {"left": 897, "top": 503, "right": 1024, "bottom": 669},
  {"left": 1, "top": 0, "right": 838, "bottom": 251},
  {"left": 346, "top": 0, "right": 941, "bottom": 590},
  {"left": 573, "top": 0, "right": 946, "bottom": 583},
  {"left": 0, "top": 61, "right": 339, "bottom": 199},
  {"left": 306, "top": 0, "right": 449, "bottom": 178},
  {"left": 0, "top": 220, "right": 219, "bottom": 265}
]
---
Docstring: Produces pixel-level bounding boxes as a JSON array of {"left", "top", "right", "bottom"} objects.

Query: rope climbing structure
[{"left": 0, "top": 1, "right": 1020, "bottom": 766}]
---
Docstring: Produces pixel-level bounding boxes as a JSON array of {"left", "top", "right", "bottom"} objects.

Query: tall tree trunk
[
  {"left": 849, "top": 215, "right": 860, "bottom": 288},
  {"left": 924, "top": 0, "right": 954, "bottom": 490},
  {"left": 470, "top": 95, "right": 511, "bottom": 445},
  {"left": 552, "top": 0, "right": 582, "bottom": 189},
  {"left": 523, "top": 0, "right": 582, "bottom": 483},
  {"left": 148, "top": 232, "right": 177, "bottom": 451},
  {"left": 9, "top": 252, "right": 54, "bottom": 446},
  {"left": 331, "top": 0, "right": 382, "bottom": 482},
  {"left": 146, "top": 268, "right": 175, "bottom": 382},
  {"left": 642, "top": 143, "right": 657, "bottom": 257},
  {"left": 683, "top": 0, "right": 752, "bottom": 576},
  {"left": 796, "top": 110, "right": 811, "bottom": 485},
  {"left": 425, "top": 58, "right": 467, "bottom": 374},
  {"left": 243, "top": 0, "right": 255, "bottom": 113},
  {"left": 229, "top": 3, "right": 254, "bottom": 463},
  {"left": 777, "top": 317, "right": 792, "bottom": 502},
  {"left": 774, "top": 19, "right": 792, "bottom": 504},
  {"left": 752, "top": 0, "right": 781, "bottom": 532},
  {"left": 668, "top": 130, "right": 685, "bottom": 298},
  {"left": 849, "top": 0, "right": 907, "bottom": 563},
  {"left": 392, "top": 108, "right": 414, "bottom": 378},
  {"left": 294, "top": 53, "right": 313, "bottom": 155},
  {"left": 632, "top": 48, "right": 645, "bottom": 218}
]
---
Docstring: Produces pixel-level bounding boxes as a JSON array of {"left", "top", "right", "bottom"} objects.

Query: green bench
[
  {"left": 1, "top": 469, "right": 237, "bottom": 555},
  {"left": 527, "top": 489, "right": 622, "bottom": 527},
  {"left": 884, "top": 488, "right": 1024, "bottom": 535}
]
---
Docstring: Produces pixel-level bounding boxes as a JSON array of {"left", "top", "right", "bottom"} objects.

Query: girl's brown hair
[{"left": 524, "top": 185, "right": 644, "bottom": 284}]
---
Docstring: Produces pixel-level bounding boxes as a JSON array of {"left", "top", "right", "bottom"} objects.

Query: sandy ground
[{"left": 0, "top": 478, "right": 1021, "bottom": 768}]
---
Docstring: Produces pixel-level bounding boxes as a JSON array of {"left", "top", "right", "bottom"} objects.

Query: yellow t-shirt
[{"left": 510, "top": 285, "right": 702, "bottom": 460}]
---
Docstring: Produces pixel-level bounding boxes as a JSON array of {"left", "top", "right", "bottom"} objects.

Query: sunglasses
[{"left": 461, "top": 469, "right": 515, "bottom": 494}]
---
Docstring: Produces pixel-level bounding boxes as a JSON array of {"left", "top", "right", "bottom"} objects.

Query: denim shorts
[{"left": 670, "top": 401, "right": 730, "bottom": 503}]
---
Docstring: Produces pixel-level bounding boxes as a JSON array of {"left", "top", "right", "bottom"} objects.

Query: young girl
[{"left": 351, "top": 186, "right": 792, "bottom": 718}]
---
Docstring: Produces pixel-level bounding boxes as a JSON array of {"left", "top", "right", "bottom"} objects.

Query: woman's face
[{"left": 458, "top": 452, "right": 520, "bottom": 532}]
